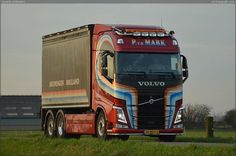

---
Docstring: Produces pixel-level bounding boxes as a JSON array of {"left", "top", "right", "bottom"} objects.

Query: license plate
[{"left": 144, "top": 130, "right": 160, "bottom": 135}]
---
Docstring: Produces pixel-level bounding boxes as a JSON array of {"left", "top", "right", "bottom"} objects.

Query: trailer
[{"left": 41, "top": 24, "right": 188, "bottom": 141}]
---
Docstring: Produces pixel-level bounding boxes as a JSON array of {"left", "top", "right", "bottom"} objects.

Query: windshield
[{"left": 116, "top": 52, "right": 181, "bottom": 75}]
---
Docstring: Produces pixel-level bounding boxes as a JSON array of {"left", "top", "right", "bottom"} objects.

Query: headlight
[
  {"left": 174, "top": 107, "right": 184, "bottom": 124},
  {"left": 113, "top": 106, "right": 127, "bottom": 124}
]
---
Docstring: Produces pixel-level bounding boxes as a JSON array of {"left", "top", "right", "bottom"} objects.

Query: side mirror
[
  {"left": 183, "top": 70, "right": 188, "bottom": 78},
  {"left": 181, "top": 55, "right": 189, "bottom": 83},
  {"left": 181, "top": 55, "right": 188, "bottom": 69}
]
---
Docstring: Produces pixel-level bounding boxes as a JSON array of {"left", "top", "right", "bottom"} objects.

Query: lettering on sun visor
[{"left": 131, "top": 39, "right": 166, "bottom": 46}]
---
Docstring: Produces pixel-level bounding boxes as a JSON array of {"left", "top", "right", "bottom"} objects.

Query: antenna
[{"left": 161, "top": 18, "right": 163, "bottom": 28}]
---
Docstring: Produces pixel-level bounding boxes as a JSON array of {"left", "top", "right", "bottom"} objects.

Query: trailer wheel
[
  {"left": 96, "top": 111, "right": 108, "bottom": 139},
  {"left": 158, "top": 135, "right": 176, "bottom": 142},
  {"left": 56, "top": 110, "right": 66, "bottom": 138},
  {"left": 46, "top": 113, "right": 55, "bottom": 137}
]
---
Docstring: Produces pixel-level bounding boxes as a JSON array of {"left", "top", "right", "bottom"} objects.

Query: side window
[
  {"left": 101, "top": 51, "right": 114, "bottom": 82},
  {"left": 107, "top": 55, "right": 114, "bottom": 79},
  {"left": 98, "top": 52, "right": 102, "bottom": 72}
]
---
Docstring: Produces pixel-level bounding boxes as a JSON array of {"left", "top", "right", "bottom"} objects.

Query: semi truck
[{"left": 41, "top": 24, "right": 188, "bottom": 141}]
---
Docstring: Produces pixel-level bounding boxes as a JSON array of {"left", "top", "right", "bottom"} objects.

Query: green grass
[
  {"left": 0, "top": 130, "right": 235, "bottom": 156},
  {"left": 176, "top": 129, "right": 236, "bottom": 143}
]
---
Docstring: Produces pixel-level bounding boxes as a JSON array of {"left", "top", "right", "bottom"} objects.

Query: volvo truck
[{"left": 41, "top": 24, "right": 188, "bottom": 141}]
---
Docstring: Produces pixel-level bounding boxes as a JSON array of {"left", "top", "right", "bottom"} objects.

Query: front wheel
[
  {"left": 158, "top": 135, "right": 176, "bottom": 142},
  {"left": 96, "top": 111, "right": 108, "bottom": 140}
]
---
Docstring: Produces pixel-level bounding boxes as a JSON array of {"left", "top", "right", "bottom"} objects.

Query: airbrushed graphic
[
  {"left": 164, "top": 85, "right": 183, "bottom": 128},
  {"left": 42, "top": 89, "right": 89, "bottom": 107},
  {"left": 96, "top": 34, "right": 138, "bottom": 129}
]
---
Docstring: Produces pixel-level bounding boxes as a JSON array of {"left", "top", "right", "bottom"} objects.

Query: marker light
[
  {"left": 141, "top": 32, "right": 149, "bottom": 37},
  {"left": 133, "top": 32, "right": 141, "bottom": 37},
  {"left": 157, "top": 32, "right": 165, "bottom": 37},
  {"left": 149, "top": 32, "right": 157, "bottom": 37},
  {"left": 117, "top": 38, "right": 124, "bottom": 44},
  {"left": 172, "top": 39, "right": 178, "bottom": 46}
]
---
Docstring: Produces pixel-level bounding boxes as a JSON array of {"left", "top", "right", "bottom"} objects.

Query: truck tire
[
  {"left": 46, "top": 113, "right": 55, "bottom": 137},
  {"left": 56, "top": 110, "right": 66, "bottom": 138},
  {"left": 158, "top": 135, "right": 176, "bottom": 142},
  {"left": 96, "top": 111, "right": 108, "bottom": 140}
]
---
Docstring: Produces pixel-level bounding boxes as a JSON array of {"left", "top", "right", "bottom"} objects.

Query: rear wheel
[
  {"left": 56, "top": 110, "right": 66, "bottom": 138},
  {"left": 158, "top": 135, "right": 176, "bottom": 142},
  {"left": 96, "top": 111, "right": 108, "bottom": 140},
  {"left": 46, "top": 113, "right": 55, "bottom": 137}
]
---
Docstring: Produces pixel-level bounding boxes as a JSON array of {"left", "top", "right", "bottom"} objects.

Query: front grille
[{"left": 137, "top": 94, "right": 165, "bottom": 129}]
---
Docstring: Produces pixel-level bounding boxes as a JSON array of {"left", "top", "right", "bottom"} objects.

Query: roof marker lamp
[
  {"left": 149, "top": 32, "right": 157, "bottom": 37},
  {"left": 117, "top": 38, "right": 124, "bottom": 45},
  {"left": 133, "top": 32, "right": 141, "bottom": 37},
  {"left": 172, "top": 39, "right": 178, "bottom": 46},
  {"left": 157, "top": 32, "right": 165, "bottom": 37},
  {"left": 141, "top": 32, "right": 149, "bottom": 37}
]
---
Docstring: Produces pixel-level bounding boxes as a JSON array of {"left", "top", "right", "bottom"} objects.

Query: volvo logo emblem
[
  {"left": 138, "top": 81, "right": 165, "bottom": 87},
  {"left": 149, "top": 99, "right": 154, "bottom": 104}
]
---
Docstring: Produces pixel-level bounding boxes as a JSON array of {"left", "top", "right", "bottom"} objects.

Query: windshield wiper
[
  {"left": 150, "top": 71, "right": 176, "bottom": 79},
  {"left": 123, "top": 71, "right": 146, "bottom": 75}
]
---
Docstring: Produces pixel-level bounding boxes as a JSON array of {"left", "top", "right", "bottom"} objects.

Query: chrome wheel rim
[
  {"left": 48, "top": 117, "right": 54, "bottom": 136},
  {"left": 57, "top": 115, "right": 63, "bottom": 136},
  {"left": 98, "top": 117, "right": 105, "bottom": 136}
]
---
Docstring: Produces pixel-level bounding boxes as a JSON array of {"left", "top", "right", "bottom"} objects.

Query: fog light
[
  {"left": 116, "top": 124, "right": 128, "bottom": 129},
  {"left": 173, "top": 123, "right": 183, "bottom": 129}
]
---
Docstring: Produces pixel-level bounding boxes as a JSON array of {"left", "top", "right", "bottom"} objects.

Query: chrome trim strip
[
  {"left": 42, "top": 104, "right": 89, "bottom": 109},
  {"left": 138, "top": 98, "right": 163, "bottom": 106}
]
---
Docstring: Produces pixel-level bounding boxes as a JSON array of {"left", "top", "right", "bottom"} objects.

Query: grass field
[{"left": 0, "top": 130, "right": 235, "bottom": 156}]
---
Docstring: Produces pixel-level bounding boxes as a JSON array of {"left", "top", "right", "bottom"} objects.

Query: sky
[{"left": 1, "top": 3, "right": 235, "bottom": 114}]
